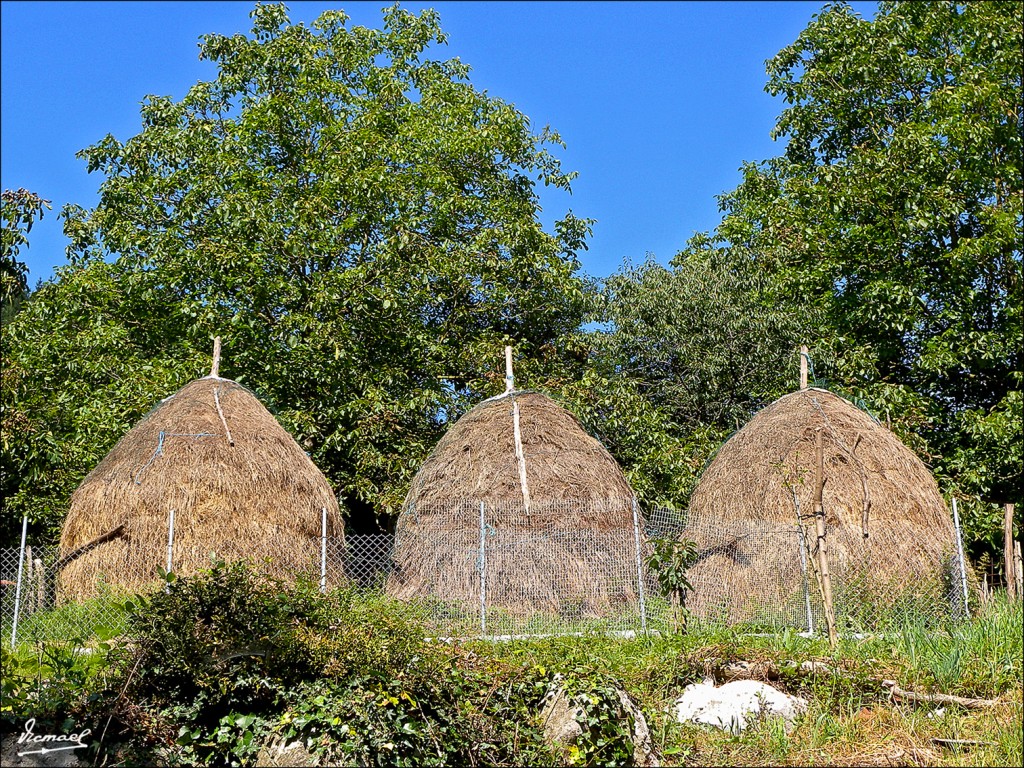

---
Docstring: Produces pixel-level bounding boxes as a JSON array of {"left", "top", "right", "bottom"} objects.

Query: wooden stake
[
  {"left": 505, "top": 346, "right": 530, "bottom": 516},
  {"left": 1005, "top": 503, "right": 1017, "bottom": 600},
  {"left": 504, "top": 345, "right": 514, "bottom": 392},
  {"left": 54, "top": 525, "right": 126, "bottom": 570},
  {"left": 799, "top": 345, "right": 809, "bottom": 390},
  {"left": 813, "top": 428, "right": 838, "bottom": 647},
  {"left": 512, "top": 398, "right": 531, "bottom": 517},
  {"left": 33, "top": 556, "right": 43, "bottom": 613},
  {"left": 214, "top": 385, "right": 234, "bottom": 446},
  {"left": 210, "top": 336, "right": 222, "bottom": 378},
  {"left": 883, "top": 680, "right": 998, "bottom": 710}
]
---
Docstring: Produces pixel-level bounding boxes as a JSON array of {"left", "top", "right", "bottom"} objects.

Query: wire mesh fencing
[
  {"left": 389, "top": 499, "right": 650, "bottom": 638},
  {"left": 3, "top": 499, "right": 971, "bottom": 645},
  {"left": 645, "top": 505, "right": 971, "bottom": 633}
]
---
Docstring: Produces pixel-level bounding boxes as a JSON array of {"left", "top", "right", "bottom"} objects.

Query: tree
[
  {"left": 2, "top": 2, "right": 593, "bottom": 540},
  {"left": 1, "top": 188, "right": 50, "bottom": 319},
  {"left": 598, "top": 239, "right": 806, "bottom": 435},
  {"left": 1, "top": 259, "right": 196, "bottom": 545},
  {"left": 711, "top": 1, "right": 1022, "bottom": 550}
]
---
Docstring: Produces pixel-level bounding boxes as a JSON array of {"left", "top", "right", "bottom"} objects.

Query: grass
[
  {"left": 3, "top": 589, "right": 139, "bottom": 645},
  {"left": 4, "top": 585, "right": 1021, "bottom": 766},
  {"left": 465, "top": 595, "right": 1023, "bottom": 766}
]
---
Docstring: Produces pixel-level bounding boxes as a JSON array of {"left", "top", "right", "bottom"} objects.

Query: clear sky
[{"left": 1, "top": 0, "right": 876, "bottom": 283}]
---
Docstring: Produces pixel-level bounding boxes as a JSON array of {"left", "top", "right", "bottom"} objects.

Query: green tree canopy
[
  {"left": 711, "top": 0, "right": 1022, "bottom": 548},
  {"left": 1, "top": 188, "right": 50, "bottom": 318},
  {"left": 2, "top": 2, "right": 594, "bottom": 540},
  {"left": 599, "top": 239, "right": 806, "bottom": 435}
]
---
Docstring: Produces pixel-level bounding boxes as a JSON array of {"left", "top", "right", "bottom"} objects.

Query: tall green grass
[{"left": 5, "top": 591, "right": 138, "bottom": 646}]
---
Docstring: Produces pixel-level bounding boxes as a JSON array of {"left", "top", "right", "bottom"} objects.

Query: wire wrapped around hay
[
  {"left": 683, "top": 388, "right": 961, "bottom": 624},
  {"left": 388, "top": 392, "right": 642, "bottom": 618},
  {"left": 58, "top": 376, "right": 344, "bottom": 601}
]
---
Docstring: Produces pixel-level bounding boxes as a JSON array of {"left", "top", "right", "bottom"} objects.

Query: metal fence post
[
  {"left": 952, "top": 497, "right": 970, "bottom": 618},
  {"left": 10, "top": 515, "right": 28, "bottom": 648},
  {"left": 165, "top": 508, "right": 176, "bottom": 593},
  {"left": 631, "top": 497, "right": 648, "bottom": 634},
  {"left": 479, "top": 501, "right": 487, "bottom": 635},
  {"left": 320, "top": 506, "right": 328, "bottom": 594}
]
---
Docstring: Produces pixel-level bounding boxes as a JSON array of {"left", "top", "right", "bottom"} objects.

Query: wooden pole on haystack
[
  {"left": 800, "top": 345, "right": 809, "bottom": 390},
  {"left": 505, "top": 345, "right": 515, "bottom": 393},
  {"left": 506, "top": 346, "right": 532, "bottom": 517},
  {"left": 210, "top": 336, "right": 222, "bottom": 378},
  {"left": 1005, "top": 503, "right": 1018, "bottom": 600},
  {"left": 209, "top": 336, "right": 234, "bottom": 446},
  {"left": 813, "top": 428, "right": 839, "bottom": 647}
]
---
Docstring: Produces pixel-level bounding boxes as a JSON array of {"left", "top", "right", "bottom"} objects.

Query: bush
[{"left": 101, "top": 560, "right": 555, "bottom": 765}]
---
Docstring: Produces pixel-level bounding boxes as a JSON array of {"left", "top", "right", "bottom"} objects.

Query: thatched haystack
[
  {"left": 58, "top": 375, "right": 343, "bottom": 601},
  {"left": 388, "top": 390, "right": 640, "bottom": 618},
  {"left": 684, "top": 387, "right": 959, "bottom": 624}
]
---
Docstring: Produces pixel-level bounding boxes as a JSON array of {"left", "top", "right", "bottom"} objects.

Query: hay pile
[
  {"left": 684, "top": 387, "right": 958, "bottom": 623},
  {"left": 388, "top": 391, "right": 640, "bottom": 617},
  {"left": 58, "top": 376, "right": 343, "bottom": 600}
]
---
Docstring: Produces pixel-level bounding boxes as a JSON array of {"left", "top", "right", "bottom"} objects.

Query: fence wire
[
  {"left": 2, "top": 500, "right": 969, "bottom": 645},
  {"left": 645, "top": 506, "right": 969, "bottom": 632}
]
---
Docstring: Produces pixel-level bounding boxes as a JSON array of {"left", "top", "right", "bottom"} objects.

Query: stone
[
  {"left": 538, "top": 686, "right": 584, "bottom": 745},
  {"left": 614, "top": 688, "right": 660, "bottom": 767},
  {"left": 673, "top": 678, "right": 808, "bottom": 735},
  {"left": 539, "top": 682, "right": 660, "bottom": 767}
]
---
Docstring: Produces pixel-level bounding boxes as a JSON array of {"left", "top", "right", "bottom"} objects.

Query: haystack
[
  {"left": 58, "top": 373, "right": 343, "bottom": 601},
  {"left": 683, "top": 387, "right": 959, "bottom": 624},
  {"left": 388, "top": 388, "right": 640, "bottom": 618}
]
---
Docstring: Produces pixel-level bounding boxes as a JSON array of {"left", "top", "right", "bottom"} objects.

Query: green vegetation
[
  {"left": 0, "top": 1, "right": 1020, "bottom": 759},
  {"left": 707, "top": 0, "right": 1022, "bottom": 553},
  {"left": 2, "top": 590, "right": 135, "bottom": 645},
  {"left": 1, "top": 564, "right": 1020, "bottom": 766},
  {"left": 0, "top": 188, "right": 50, "bottom": 320},
  {"left": 1, "top": 0, "right": 1018, "bottom": 557}
]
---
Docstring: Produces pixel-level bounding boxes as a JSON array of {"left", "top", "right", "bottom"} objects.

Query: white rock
[{"left": 673, "top": 679, "right": 808, "bottom": 735}]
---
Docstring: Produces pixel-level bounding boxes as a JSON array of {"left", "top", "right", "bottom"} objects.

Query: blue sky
[{"left": 1, "top": 0, "right": 876, "bottom": 283}]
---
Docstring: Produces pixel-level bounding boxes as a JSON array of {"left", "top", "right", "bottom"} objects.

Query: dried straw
[
  {"left": 404, "top": 391, "right": 633, "bottom": 510},
  {"left": 390, "top": 392, "right": 639, "bottom": 615},
  {"left": 684, "top": 388, "right": 958, "bottom": 622},
  {"left": 57, "top": 376, "right": 343, "bottom": 601}
]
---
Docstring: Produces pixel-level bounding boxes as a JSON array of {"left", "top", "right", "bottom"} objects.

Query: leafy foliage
[
  {"left": 0, "top": 258, "right": 196, "bottom": 544},
  {"left": 1, "top": 2, "right": 593, "bottom": 538},
  {"left": 646, "top": 537, "right": 697, "bottom": 603},
  {"left": 599, "top": 242, "right": 805, "bottom": 434},
  {"left": 707, "top": 0, "right": 1022, "bottom": 550},
  {"left": 554, "top": 367, "right": 713, "bottom": 508},
  {"left": 101, "top": 561, "right": 554, "bottom": 766},
  {"left": 646, "top": 536, "right": 698, "bottom": 634},
  {"left": 0, "top": 188, "right": 50, "bottom": 318},
  {"left": 1, "top": 637, "right": 108, "bottom": 724},
  {"left": 557, "top": 670, "right": 639, "bottom": 766}
]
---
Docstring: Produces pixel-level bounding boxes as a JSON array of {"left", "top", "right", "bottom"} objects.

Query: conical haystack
[
  {"left": 388, "top": 390, "right": 640, "bottom": 618},
  {"left": 684, "top": 387, "right": 959, "bottom": 624},
  {"left": 58, "top": 376, "right": 343, "bottom": 600}
]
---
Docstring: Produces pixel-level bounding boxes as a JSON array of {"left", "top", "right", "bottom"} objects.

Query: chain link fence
[
  {"left": 646, "top": 506, "right": 970, "bottom": 633},
  {"left": 2, "top": 501, "right": 970, "bottom": 645},
  {"left": 388, "top": 499, "right": 650, "bottom": 638}
]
